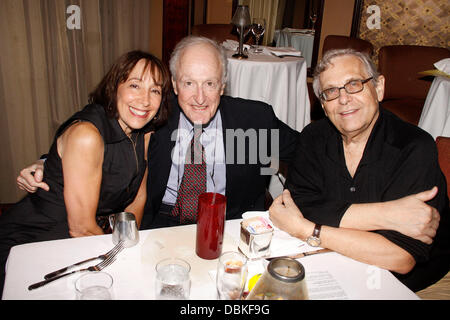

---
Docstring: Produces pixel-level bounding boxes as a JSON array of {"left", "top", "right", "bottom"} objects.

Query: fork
[
  {"left": 44, "top": 241, "right": 124, "bottom": 280},
  {"left": 28, "top": 242, "right": 124, "bottom": 290}
]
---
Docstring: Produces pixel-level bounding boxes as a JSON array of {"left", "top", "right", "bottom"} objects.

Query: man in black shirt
[{"left": 269, "top": 48, "right": 449, "bottom": 292}]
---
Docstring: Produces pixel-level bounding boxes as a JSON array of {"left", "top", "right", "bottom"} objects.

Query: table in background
[
  {"left": 3, "top": 219, "right": 418, "bottom": 300},
  {"left": 225, "top": 49, "right": 311, "bottom": 132},
  {"left": 274, "top": 29, "right": 315, "bottom": 68},
  {"left": 224, "top": 49, "right": 311, "bottom": 198},
  {"left": 418, "top": 76, "right": 450, "bottom": 139}
]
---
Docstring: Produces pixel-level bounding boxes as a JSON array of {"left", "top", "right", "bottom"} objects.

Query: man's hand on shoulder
[
  {"left": 16, "top": 159, "right": 50, "bottom": 193},
  {"left": 383, "top": 187, "right": 440, "bottom": 245}
]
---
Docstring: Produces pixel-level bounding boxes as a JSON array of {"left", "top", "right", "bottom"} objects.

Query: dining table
[
  {"left": 418, "top": 75, "right": 450, "bottom": 139},
  {"left": 3, "top": 216, "right": 419, "bottom": 301},
  {"left": 224, "top": 49, "right": 311, "bottom": 133},
  {"left": 273, "top": 28, "right": 315, "bottom": 68},
  {"left": 224, "top": 47, "right": 311, "bottom": 198}
]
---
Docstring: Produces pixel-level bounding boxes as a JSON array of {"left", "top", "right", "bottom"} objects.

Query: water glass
[
  {"left": 155, "top": 258, "right": 191, "bottom": 300},
  {"left": 75, "top": 271, "right": 113, "bottom": 300},
  {"left": 216, "top": 251, "right": 248, "bottom": 300}
]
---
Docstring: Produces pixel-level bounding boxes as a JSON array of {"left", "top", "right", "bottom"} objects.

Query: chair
[
  {"left": 416, "top": 136, "right": 450, "bottom": 299},
  {"left": 378, "top": 45, "right": 450, "bottom": 125},
  {"left": 322, "top": 35, "right": 374, "bottom": 57},
  {"left": 436, "top": 136, "right": 450, "bottom": 200},
  {"left": 191, "top": 24, "right": 238, "bottom": 43}
]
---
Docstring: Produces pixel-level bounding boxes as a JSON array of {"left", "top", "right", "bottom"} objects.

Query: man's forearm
[
  {"left": 319, "top": 225, "right": 416, "bottom": 274},
  {"left": 340, "top": 202, "right": 388, "bottom": 231},
  {"left": 338, "top": 190, "right": 439, "bottom": 245}
]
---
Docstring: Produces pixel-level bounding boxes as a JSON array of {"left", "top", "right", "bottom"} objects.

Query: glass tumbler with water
[{"left": 155, "top": 258, "right": 191, "bottom": 300}]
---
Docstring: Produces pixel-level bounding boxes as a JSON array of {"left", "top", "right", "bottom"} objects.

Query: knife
[
  {"left": 43, "top": 256, "right": 103, "bottom": 280},
  {"left": 265, "top": 248, "right": 332, "bottom": 261}
]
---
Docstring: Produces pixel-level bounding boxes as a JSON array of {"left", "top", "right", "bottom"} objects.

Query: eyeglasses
[{"left": 320, "top": 77, "right": 373, "bottom": 101}]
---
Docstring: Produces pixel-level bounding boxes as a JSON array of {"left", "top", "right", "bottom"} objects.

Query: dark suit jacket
[{"left": 141, "top": 94, "right": 300, "bottom": 229}]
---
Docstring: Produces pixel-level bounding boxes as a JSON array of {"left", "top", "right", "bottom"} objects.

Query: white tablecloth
[
  {"left": 3, "top": 219, "right": 418, "bottom": 300},
  {"left": 225, "top": 50, "right": 311, "bottom": 132},
  {"left": 224, "top": 50, "right": 311, "bottom": 198},
  {"left": 274, "top": 29, "right": 315, "bottom": 68},
  {"left": 418, "top": 76, "right": 450, "bottom": 139}
]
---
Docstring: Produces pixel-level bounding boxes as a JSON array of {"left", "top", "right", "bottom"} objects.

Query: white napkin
[
  {"left": 264, "top": 46, "right": 302, "bottom": 57},
  {"left": 434, "top": 58, "right": 450, "bottom": 75},
  {"left": 283, "top": 27, "right": 314, "bottom": 34},
  {"left": 221, "top": 39, "right": 250, "bottom": 51}
]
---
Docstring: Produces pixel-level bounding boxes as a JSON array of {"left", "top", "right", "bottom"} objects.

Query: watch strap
[{"left": 313, "top": 224, "right": 322, "bottom": 238}]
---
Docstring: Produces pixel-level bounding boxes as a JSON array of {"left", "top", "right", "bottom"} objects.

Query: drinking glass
[
  {"left": 310, "top": 13, "right": 317, "bottom": 30},
  {"left": 155, "top": 258, "right": 191, "bottom": 300},
  {"left": 251, "top": 18, "right": 266, "bottom": 53},
  {"left": 196, "top": 192, "right": 227, "bottom": 260},
  {"left": 75, "top": 271, "right": 113, "bottom": 300},
  {"left": 216, "top": 251, "right": 248, "bottom": 300}
]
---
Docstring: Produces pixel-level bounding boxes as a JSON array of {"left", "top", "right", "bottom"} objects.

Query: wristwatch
[{"left": 306, "top": 224, "right": 322, "bottom": 247}]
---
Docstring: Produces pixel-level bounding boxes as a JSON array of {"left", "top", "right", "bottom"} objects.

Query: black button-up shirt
[{"left": 286, "top": 107, "right": 450, "bottom": 292}]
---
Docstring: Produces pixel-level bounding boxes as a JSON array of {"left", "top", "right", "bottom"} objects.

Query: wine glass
[
  {"left": 310, "top": 13, "right": 317, "bottom": 31},
  {"left": 251, "top": 18, "right": 266, "bottom": 53}
]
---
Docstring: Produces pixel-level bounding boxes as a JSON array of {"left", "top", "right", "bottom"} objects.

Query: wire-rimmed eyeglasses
[{"left": 320, "top": 77, "right": 373, "bottom": 101}]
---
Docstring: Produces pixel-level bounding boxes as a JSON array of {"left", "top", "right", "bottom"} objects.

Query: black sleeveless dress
[{"left": 0, "top": 104, "right": 147, "bottom": 294}]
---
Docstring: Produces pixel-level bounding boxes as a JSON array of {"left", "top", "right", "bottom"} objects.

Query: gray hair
[
  {"left": 312, "top": 48, "right": 380, "bottom": 100},
  {"left": 169, "top": 35, "right": 228, "bottom": 84}
]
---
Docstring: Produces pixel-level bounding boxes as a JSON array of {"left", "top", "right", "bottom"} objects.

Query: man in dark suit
[{"left": 141, "top": 36, "right": 299, "bottom": 229}]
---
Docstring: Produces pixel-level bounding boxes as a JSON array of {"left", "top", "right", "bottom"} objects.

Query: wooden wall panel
[{"left": 163, "top": 0, "right": 190, "bottom": 66}]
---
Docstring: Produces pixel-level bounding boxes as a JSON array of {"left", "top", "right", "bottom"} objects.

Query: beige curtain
[
  {"left": 0, "top": 0, "right": 151, "bottom": 203},
  {"left": 239, "top": 0, "right": 280, "bottom": 45}
]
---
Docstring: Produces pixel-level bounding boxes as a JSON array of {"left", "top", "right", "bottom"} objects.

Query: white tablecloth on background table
[
  {"left": 224, "top": 49, "right": 311, "bottom": 198},
  {"left": 3, "top": 219, "right": 418, "bottom": 300},
  {"left": 418, "top": 76, "right": 450, "bottom": 139},
  {"left": 225, "top": 49, "right": 311, "bottom": 132},
  {"left": 274, "top": 29, "right": 315, "bottom": 68}
]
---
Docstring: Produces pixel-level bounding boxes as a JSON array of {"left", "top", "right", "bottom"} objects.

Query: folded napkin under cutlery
[
  {"left": 221, "top": 39, "right": 250, "bottom": 51},
  {"left": 221, "top": 40, "right": 301, "bottom": 58},
  {"left": 282, "top": 27, "right": 314, "bottom": 34},
  {"left": 265, "top": 47, "right": 302, "bottom": 57}
]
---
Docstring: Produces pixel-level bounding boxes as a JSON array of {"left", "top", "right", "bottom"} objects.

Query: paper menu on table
[{"left": 306, "top": 270, "right": 348, "bottom": 300}]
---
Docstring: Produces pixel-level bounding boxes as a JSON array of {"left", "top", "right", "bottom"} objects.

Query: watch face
[{"left": 307, "top": 236, "right": 321, "bottom": 247}]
